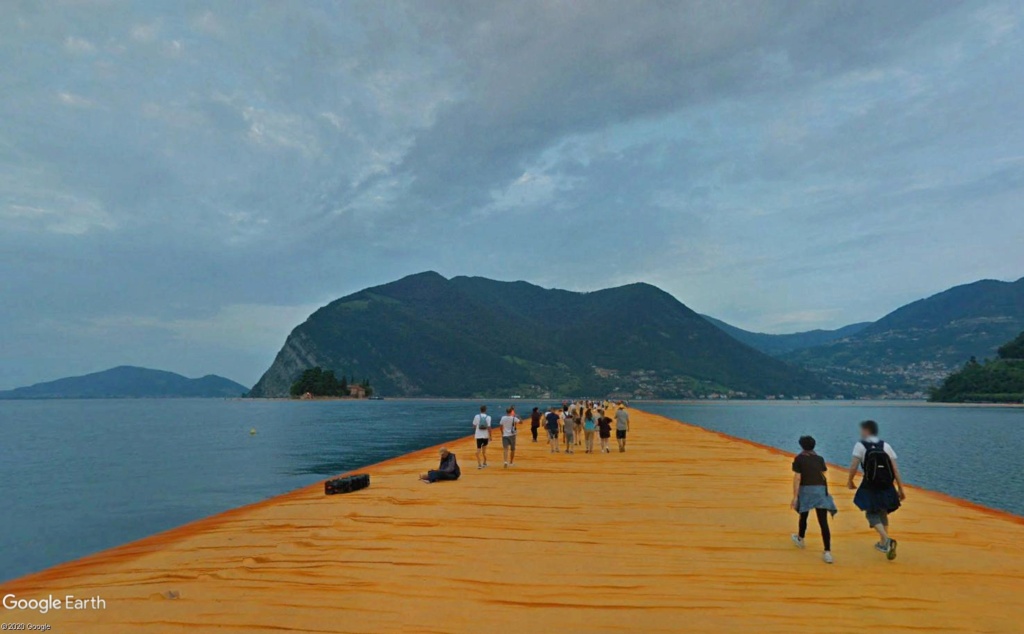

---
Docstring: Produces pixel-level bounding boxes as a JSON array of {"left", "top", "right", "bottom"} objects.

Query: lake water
[
  {"left": 1, "top": 399, "right": 1021, "bottom": 582},
  {"left": 643, "top": 401, "right": 1024, "bottom": 516}
]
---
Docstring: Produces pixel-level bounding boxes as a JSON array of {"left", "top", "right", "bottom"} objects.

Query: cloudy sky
[{"left": 2, "top": 1, "right": 1023, "bottom": 389}]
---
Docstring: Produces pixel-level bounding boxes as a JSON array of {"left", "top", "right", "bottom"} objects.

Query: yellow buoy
[{"left": 249, "top": 428, "right": 257, "bottom": 435}]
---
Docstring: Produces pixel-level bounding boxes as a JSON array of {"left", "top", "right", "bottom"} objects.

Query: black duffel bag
[{"left": 325, "top": 473, "right": 370, "bottom": 495}]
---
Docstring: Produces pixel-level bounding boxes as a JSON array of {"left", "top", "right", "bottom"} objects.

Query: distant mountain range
[
  {"left": 250, "top": 272, "right": 829, "bottom": 399},
  {"left": 23, "top": 274, "right": 1017, "bottom": 402},
  {"left": 701, "top": 316, "right": 871, "bottom": 356},
  {"left": 780, "top": 277, "right": 1024, "bottom": 395},
  {"left": 0, "top": 366, "right": 249, "bottom": 399}
]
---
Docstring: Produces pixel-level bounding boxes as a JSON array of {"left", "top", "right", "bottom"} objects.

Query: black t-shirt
[
  {"left": 545, "top": 412, "right": 560, "bottom": 430},
  {"left": 792, "top": 452, "right": 827, "bottom": 487},
  {"left": 597, "top": 417, "right": 613, "bottom": 435},
  {"left": 531, "top": 411, "right": 542, "bottom": 426}
]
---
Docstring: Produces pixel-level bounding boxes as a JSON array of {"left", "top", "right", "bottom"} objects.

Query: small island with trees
[
  {"left": 289, "top": 367, "right": 374, "bottom": 399},
  {"left": 930, "top": 331, "right": 1024, "bottom": 403}
]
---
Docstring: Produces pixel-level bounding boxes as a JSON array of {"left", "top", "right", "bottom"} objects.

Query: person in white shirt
[
  {"left": 472, "top": 405, "right": 492, "bottom": 469},
  {"left": 847, "top": 419, "right": 906, "bottom": 560},
  {"left": 498, "top": 406, "right": 521, "bottom": 468}
]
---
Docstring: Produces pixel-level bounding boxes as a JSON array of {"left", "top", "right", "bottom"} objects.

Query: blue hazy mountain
[
  {"left": 701, "top": 316, "right": 870, "bottom": 356},
  {"left": 0, "top": 366, "right": 249, "bottom": 399}
]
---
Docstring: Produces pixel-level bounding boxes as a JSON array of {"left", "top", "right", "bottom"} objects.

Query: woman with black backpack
[{"left": 847, "top": 420, "right": 906, "bottom": 561}]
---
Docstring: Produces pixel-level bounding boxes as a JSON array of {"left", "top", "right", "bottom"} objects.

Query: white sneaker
[
  {"left": 503, "top": 462, "right": 508, "bottom": 469},
  {"left": 822, "top": 551, "right": 834, "bottom": 564},
  {"left": 791, "top": 534, "right": 805, "bottom": 549},
  {"left": 508, "top": 463, "right": 515, "bottom": 467}
]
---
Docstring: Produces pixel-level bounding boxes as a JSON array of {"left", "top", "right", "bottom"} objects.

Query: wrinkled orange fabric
[{"left": 2, "top": 408, "right": 1022, "bottom": 633}]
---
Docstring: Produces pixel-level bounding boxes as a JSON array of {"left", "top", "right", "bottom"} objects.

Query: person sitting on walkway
[
  {"left": 847, "top": 419, "right": 906, "bottom": 560},
  {"left": 420, "top": 448, "right": 461, "bottom": 483},
  {"left": 790, "top": 435, "right": 837, "bottom": 564}
]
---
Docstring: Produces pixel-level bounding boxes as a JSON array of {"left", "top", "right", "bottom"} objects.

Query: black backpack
[{"left": 861, "top": 440, "right": 894, "bottom": 489}]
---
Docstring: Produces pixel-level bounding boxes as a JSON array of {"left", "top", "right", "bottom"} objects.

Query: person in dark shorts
[
  {"left": 847, "top": 420, "right": 906, "bottom": 560},
  {"left": 472, "top": 405, "right": 492, "bottom": 469},
  {"left": 790, "top": 435, "right": 837, "bottom": 564},
  {"left": 545, "top": 407, "right": 561, "bottom": 453},
  {"left": 419, "top": 447, "right": 461, "bottom": 483},
  {"left": 596, "top": 409, "right": 613, "bottom": 453},
  {"left": 530, "top": 407, "right": 542, "bottom": 442},
  {"left": 614, "top": 404, "right": 630, "bottom": 452}
]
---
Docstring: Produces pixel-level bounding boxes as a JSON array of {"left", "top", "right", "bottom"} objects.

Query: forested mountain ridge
[
  {"left": 929, "top": 331, "right": 1024, "bottom": 403},
  {"left": 785, "top": 277, "right": 1024, "bottom": 395},
  {"left": 249, "top": 272, "right": 829, "bottom": 399}
]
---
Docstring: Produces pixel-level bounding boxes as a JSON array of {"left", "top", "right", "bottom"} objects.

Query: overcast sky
[{"left": 2, "top": 1, "right": 1023, "bottom": 389}]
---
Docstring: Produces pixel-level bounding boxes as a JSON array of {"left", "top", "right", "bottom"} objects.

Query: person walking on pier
[
  {"left": 790, "top": 435, "right": 837, "bottom": 564},
  {"left": 583, "top": 408, "right": 596, "bottom": 453},
  {"left": 574, "top": 406, "right": 584, "bottom": 445},
  {"left": 597, "top": 409, "right": 613, "bottom": 453},
  {"left": 615, "top": 403, "right": 630, "bottom": 452},
  {"left": 563, "top": 408, "right": 576, "bottom": 453},
  {"left": 472, "top": 405, "right": 492, "bottom": 469},
  {"left": 530, "top": 407, "right": 542, "bottom": 442},
  {"left": 499, "top": 406, "right": 520, "bottom": 468},
  {"left": 545, "top": 407, "right": 561, "bottom": 453},
  {"left": 847, "top": 420, "right": 905, "bottom": 560}
]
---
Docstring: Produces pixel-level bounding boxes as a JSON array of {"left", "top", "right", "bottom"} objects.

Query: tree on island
[
  {"left": 289, "top": 367, "right": 374, "bottom": 398},
  {"left": 929, "top": 331, "right": 1024, "bottom": 403},
  {"left": 998, "top": 331, "right": 1024, "bottom": 361}
]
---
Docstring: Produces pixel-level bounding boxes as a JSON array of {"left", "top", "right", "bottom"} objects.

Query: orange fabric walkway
[{"left": 2, "top": 408, "right": 1022, "bottom": 633}]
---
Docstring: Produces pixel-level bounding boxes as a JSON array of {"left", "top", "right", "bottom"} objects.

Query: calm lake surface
[
  {"left": 1, "top": 399, "right": 1021, "bottom": 581},
  {"left": 644, "top": 401, "right": 1024, "bottom": 517}
]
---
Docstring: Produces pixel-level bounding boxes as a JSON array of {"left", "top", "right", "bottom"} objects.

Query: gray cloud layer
[{"left": 2, "top": 1, "right": 1023, "bottom": 388}]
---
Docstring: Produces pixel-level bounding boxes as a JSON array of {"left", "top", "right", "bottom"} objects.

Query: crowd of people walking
[
  {"left": 418, "top": 400, "right": 629, "bottom": 480},
  {"left": 467, "top": 400, "right": 630, "bottom": 465},
  {"left": 420, "top": 402, "right": 907, "bottom": 566}
]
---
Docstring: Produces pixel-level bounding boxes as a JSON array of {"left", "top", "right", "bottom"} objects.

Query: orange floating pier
[{"left": 2, "top": 409, "right": 1023, "bottom": 633}]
